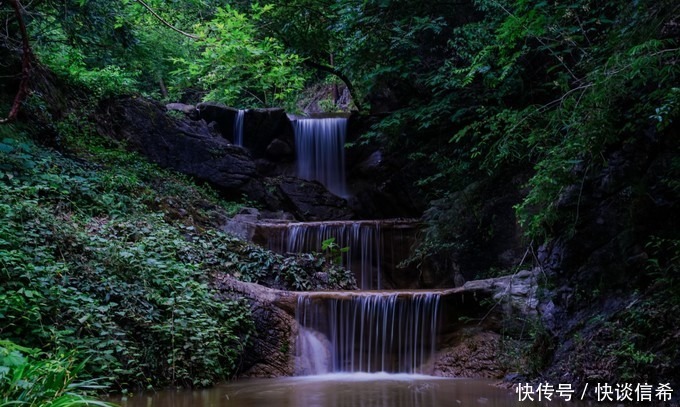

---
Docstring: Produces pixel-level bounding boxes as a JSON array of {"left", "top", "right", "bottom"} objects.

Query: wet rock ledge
[{"left": 212, "top": 269, "right": 542, "bottom": 378}]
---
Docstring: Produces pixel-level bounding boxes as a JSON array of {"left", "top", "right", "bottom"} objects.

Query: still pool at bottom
[{"left": 110, "top": 373, "right": 588, "bottom": 407}]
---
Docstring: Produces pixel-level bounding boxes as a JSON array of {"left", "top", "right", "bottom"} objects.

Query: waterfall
[
  {"left": 294, "top": 118, "right": 347, "bottom": 197},
  {"left": 258, "top": 220, "right": 421, "bottom": 290},
  {"left": 233, "top": 109, "right": 245, "bottom": 146},
  {"left": 296, "top": 327, "right": 331, "bottom": 375},
  {"left": 296, "top": 293, "right": 441, "bottom": 374},
  {"left": 287, "top": 221, "right": 382, "bottom": 290}
]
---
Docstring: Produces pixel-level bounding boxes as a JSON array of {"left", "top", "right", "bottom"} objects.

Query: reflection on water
[{"left": 110, "top": 373, "right": 586, "bottom": 407}]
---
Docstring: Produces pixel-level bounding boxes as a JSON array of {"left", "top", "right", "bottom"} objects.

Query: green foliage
[
  {"left": 496, "top": 316, "right": 554, "bottom": 376},
  {"left": 645, "top": 236, "right": 680, "bottom": 308},
  {"left": 330, "top": 0, "right": 679, "bottom": 246},
  {"left": 0, "top": 134, "right": 353, "bottom": 390},
  {"left": 0, "top": 136, "right": 253, "bottom": 389},
  {"left": 320, "top": 238, "right": 349, "bottom": 266},
  {"left": 0, "top": 340, "right": 113, "bottom": 407},
  {"left": 171, "top": 5, "right": 307, "bottom": 107}
]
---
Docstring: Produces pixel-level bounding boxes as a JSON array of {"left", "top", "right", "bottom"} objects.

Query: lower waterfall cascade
[{"left": 296, "top": 293, "right": 441, "bottom": 375}]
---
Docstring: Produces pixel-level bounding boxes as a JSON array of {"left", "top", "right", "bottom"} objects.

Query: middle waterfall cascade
[
  {"left": 296, "top": 293, "right": 442, "bottom": 375},
  {"left": 294, "top": 117, "right": 347, "bottom": 197},
  {"left": 258, "top": 219, "right": 421, "bottom": 290},
  {"left": 233, "top": 109, "right": 245, "bottom": 146}
]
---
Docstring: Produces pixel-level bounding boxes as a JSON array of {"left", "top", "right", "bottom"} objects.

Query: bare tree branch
[
  {"left": 135, "top": 0, "right": 199, "bottom": 40},
  {"left": 303, "top": 59, "right": 363, "bottom": 112},
  {"left": 1, "top": 0, "right": 33, "bottom": 123}
]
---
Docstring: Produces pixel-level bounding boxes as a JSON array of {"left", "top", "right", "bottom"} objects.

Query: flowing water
[
  {"left": 233, "top": 109, "right": 245, "bottom": 146},
  {"left": 110, "top": 375, "right": 587, "bottom": 407},
  {"left": 294, "top": 117, "right": 347, "bottom": 197},
  {"left": 257, "top": 219, "right": 421, "bottom": 290},
  {"left": 296, "top": 293, "right": 441, "bottom": 375},
  {"left": 108, "top": 114, "right": 590, "bottom": 407}
]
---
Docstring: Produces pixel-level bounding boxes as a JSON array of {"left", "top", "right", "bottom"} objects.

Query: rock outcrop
[
  {"left": 433, "top": 269, "right": 542, "bottom": 379},
  {"left": 212, "top": 269, "right": 541, "bottom": 379},
  {"left": 264, "top": 176, "right": 354, "bottom": 221},
  {"left": 532, "top": 125, "right": 680, "bottom": 388},
  {"left": 196, "top": 102, "right": 238, "bottom": 140},
  {"left": 243, "top": 108, "right": 294, "bottom": 159},
  {"left": 97, "top": 97, "right": 264, "bottom": 199},
  {"left": 213, "top": 273, "right": 298, "bottom": 377},
  {"left": 97, "top": 98, "right": 356, "bottom": 221}
]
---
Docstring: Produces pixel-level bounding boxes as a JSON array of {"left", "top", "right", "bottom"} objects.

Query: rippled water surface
[{"left": 111, "top": 373, "right": 586, "bottom": 407}]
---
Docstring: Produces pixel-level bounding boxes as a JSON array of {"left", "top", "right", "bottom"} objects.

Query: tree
[
  {"left": 170, "top": 5, "right": 307, "bottom": 107},
  {"left": 2, "top": 0, "right": 34, "bottom": 123}
]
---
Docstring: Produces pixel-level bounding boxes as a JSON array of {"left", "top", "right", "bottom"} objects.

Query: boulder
[
  {"left": 196, "top": 101, "right": 238, "bottom": 141},
  {"left": 97, "top": 97, "right": 262, "bottom": 198},
  {"left": 243, "top": 108, "right": 294, "bottom": 158},
  {"left": 265, "top": 138, "right": 293, "bottom": 160},
  {"left": 272, "top": 176, "right": 354, "bottom": 221},
  {"left": 212, "top": 274, "right": 298, "bottom": 377},
  {"left": 222, "top": 207, "right": 261, "bottom": 240},
  {"left": 165, "top": 103, "right": 197, "bottom": 117}
]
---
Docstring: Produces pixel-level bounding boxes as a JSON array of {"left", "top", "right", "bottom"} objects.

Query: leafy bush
[
  {"left": 0, "top": 135, "right": 351, "bottom": 390},
  {"left": 171, "top": 4, "right": 307, "bottom": 107},
  {"left": 0, "top": 340, "right": 112, "bottom": 406}
]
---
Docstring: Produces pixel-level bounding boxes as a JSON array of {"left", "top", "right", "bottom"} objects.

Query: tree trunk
[{"left": 2, "top": 0, "right": 33, "bottom": 123}]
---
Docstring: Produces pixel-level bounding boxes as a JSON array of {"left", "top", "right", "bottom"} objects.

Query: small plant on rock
[{"left": 321, "top": 238, "right": 349, "bottom": 266}]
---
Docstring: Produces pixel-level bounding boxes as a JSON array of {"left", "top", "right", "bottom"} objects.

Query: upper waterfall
[
  {"left": 233, "top": 109, "right": 245, "bottom": 146},
  {"left": 294, "top": 118, "right": 347, "bottom": 197}
]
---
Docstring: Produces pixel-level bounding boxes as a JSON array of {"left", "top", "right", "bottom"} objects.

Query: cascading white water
[
  {"left": 288, "top": 118, "right": 440, "bottom": 378},
  {"left": 296, "top": 293, "right": 441, "bottom": 375},
  {"left": 286, "top": 222, "right": 382, "bottom": 290},
  {"left": 260, "top": 220, "right": 420, "bottom": 290},
  {"left": 234, "top": 109, "right": 245, "bottom": 146},
  {"left": 296, "top": 327, "right": 331, "bottom": 375},
  {"left": 294, "top": 118, "right": 347, "bottom": 197}
]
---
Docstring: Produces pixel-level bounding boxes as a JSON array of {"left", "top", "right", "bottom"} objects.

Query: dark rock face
[
  {"left": 196, "top": 102, "right": 238, "bottom": 141},
  {"left": 268, "top": 176, "right": 355, "bottom": 221},
  {"left": 212, "top": 274, "right": 298, "bottom": 377},
  {"left": 343, "top": 114, "right": 430, "bottom": 218},
  {"left": 534, "top": 126, "right": 680, "bottom": 388},
  {"left": 266, "top": 138, "right": 293, "bottom": 160},
  {"left": 196, "top": 105, "right": 295, "bottom": 160},
  {"left": 243, "top": 108, "right": 294, "bottom": 159},
  {"left": 97, "top": 97, "right": 262, "bottom": 199},
  {"left": 539, "top": 129, "right": 678, "bottom": 294}
]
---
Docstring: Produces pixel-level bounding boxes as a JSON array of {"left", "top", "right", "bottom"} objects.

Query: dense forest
[{"left": 1, "top": 0, "right": 678, "bottom": 405}]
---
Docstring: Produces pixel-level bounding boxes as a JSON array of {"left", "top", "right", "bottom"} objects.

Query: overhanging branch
[
  {"left": 303, "top": 60, "right": 363, "bottom": 112},
  {"left": 135, "top": 0, "right": 199, "bottom": 40}
]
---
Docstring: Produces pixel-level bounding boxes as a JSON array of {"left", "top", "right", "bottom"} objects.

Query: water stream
[
  {"left": 109, "top": 115, "right": 584, "bottom": 407},
  {"left": 111, "top": 375, "right": 585, "bottom": 407},
  {"left": 294, "top": 117, "right": 347, "bottom": 197},
  {"left": 233, "top": 109, "right": 245, "bottom": 146},
  {"left": 296, "top": 293, "right": 441, "bottom": 375}
]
